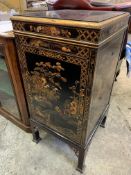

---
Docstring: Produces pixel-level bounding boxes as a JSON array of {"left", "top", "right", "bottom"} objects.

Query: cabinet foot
[
  {"left": 100, "top": 116, "right": 107, "bottom": 128},
  {"left": 33, "top": 130, "right": 41, "bottom": 144},
  {"left": 31, "top": 123, "right": 41, "bottom": 143},
  {"left": 76, "top": 148, "right": 86, "bottom": 173}
]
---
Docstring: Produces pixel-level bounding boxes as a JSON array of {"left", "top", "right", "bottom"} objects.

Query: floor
[{"left": 0, "top": 55, "right": 131, "bottom": 174}]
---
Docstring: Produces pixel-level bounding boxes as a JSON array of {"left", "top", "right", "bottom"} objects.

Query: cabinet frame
[{"left": 0, "top": 34, "right": 30, "bottom": 132}]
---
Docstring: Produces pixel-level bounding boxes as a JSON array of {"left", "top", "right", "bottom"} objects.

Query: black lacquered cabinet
[{"left": 11, "top": 10, "right": 129, "bottom": 172}]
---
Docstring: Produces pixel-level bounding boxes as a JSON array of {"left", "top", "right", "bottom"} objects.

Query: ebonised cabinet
[{"left": 11, "top": 10, "right": 129, "bottom": 172}]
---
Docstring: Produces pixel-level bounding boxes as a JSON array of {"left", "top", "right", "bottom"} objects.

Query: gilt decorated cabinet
[
  {"left": 0, "top": 31, "right": 30, "bottom": 132},
  {"left": 11, "top": 10, "right": 129, "bottom": 172}
]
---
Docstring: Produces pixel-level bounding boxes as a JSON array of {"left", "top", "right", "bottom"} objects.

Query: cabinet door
[
  {"left": 16, "top": 35, "right": 91, "bottom": 143},
  {"left": 27, "top": 52, "right": 84, "bottom": 143},
  {"left": 0, "top": 45, "right": 20, "bottom": 119}
]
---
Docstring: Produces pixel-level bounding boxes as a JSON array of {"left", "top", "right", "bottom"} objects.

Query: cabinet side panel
[{"left": 86, "top": 32, "right": 124, "bottom": 141}]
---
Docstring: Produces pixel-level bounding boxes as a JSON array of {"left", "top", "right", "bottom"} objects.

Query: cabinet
[
  {"left": 0, "top": 31, "right": 30, "bottom": 132},
  {"left": 11, "top": 10, "right": 129, "bottom": 172}
]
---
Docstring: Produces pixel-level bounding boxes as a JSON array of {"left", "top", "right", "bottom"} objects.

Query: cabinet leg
[
  {"left": 31, "top": 123, "right": 41, "bottom": 143},
  {"left": 100, "top": 116, "right": 107, "bottom": 128},
  {"left": 76, "top": 148, "right": 86, "bottom": 173}
]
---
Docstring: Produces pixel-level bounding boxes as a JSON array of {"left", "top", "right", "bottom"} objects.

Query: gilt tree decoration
[{"left": 29, "top": 60, "right": 83, "bottom": 131}]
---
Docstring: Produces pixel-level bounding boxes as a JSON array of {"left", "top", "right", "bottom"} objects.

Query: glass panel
[{"left": 0, "top": 47, "right": 20, "bottom": 119}]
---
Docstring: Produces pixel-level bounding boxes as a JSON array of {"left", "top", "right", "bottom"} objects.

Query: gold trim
[{"left": 11, "top": 13, "right": 129, "bottom": 29}]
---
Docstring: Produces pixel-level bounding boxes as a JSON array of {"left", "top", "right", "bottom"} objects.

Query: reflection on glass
[{"left": 0, "top": 50, "right": 20, "bottom": 119}]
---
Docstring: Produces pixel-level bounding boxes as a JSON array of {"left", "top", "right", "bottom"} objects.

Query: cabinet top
[
  {"left": 14, "top": 10, "right": 125, "bottom": 22},
  {"left": 11, "top": 10, "right": 129, "bottom": 29}
]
